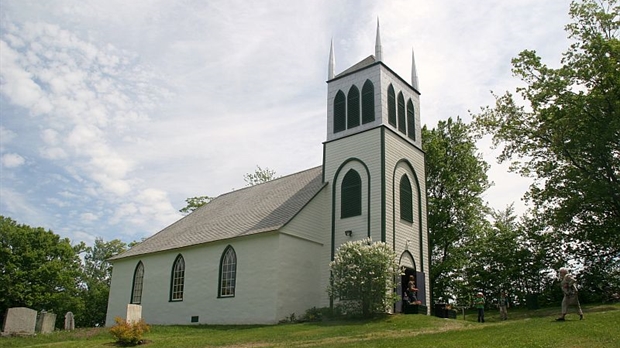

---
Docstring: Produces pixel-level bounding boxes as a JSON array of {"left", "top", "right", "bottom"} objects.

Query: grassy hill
[{"left": 2, "top": 304, "right": 619, "bottom": 347}]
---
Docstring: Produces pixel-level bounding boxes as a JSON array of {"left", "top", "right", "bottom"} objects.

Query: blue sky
[{"left": 1, "top": 0, "right": 572, "bottom": 246}]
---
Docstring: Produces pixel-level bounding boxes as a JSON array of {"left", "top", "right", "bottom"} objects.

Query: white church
[{"left": 106, "top": 23, "right": 430, "bottom": 326}]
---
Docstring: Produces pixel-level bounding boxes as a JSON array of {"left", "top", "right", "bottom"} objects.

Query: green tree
[
  {"left": 78, "top": 238, "right": 127, "bottom": 327},
  {"left": 179, "top": 195, "right": 214, "bottom": 214},
  {"left": 422, "top": 117, "right": 491, "bottom": 303},
  {"left": 243, "top": 165, "right": 279, "bottom": 186},
  {"left": 465, "top": 206, "right": 558, "bottom": 307},
  {"left": 0, "top": 216, "right": 83, "bottom": 327},
  {"left": 328, "top": 238, "right": 400, "bottom": 317},
  {"left": 474, "top": 0, "right": 620, "bottom": 262}
]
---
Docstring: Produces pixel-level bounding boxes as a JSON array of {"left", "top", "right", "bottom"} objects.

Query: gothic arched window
[
  {"left": 341, "top": 169, "right": 362, "bottom": 218},
  {"left": 361, "top": 80, "right": 375, "bottom": 124},
  {"left": 407, "top": 99, "right": 416, "bottom": 141},
  {"left": 398, "top": 92, "right": 406, "bottom": 134},
  {"left": 334, "top": 90, "right": 346, "bottom": 133},
  {"left": 400, "top": 175, "right": 413, "bottom": 222},
  {"left": 170, "top": 254, "right": 185, "bottom": 301},
  {"left": 131, "top": 261, "right": 144, "bottom": 304},
  {"left": 387, "top": 85, "right": 396, "bottom": 127},
  {"left": 347, "top": 85, "right": 360, "bottom": 129},
  {"left": 219, "top": 246, "right": 237, "bottom": 297}
]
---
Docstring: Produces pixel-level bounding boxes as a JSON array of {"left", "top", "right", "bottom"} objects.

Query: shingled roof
[
  {"left": 110, "top": 166, "right": 325, "bottom": 261},
  {"left": 335, "top": 55, "right": 377, "bottom": 78}
]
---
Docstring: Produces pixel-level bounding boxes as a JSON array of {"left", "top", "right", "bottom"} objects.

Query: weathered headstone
[
  {"left": 64, "top": 311, "right": 75, "bottom": 331},
  {"left": 35, "top": 310, "right": 56, "bottom": 334},
  {"left": 126, "top": 304, "right": 142, "bottom": 324},
  {"left": 2, "top": 307, "right": 37, "bottom": 335}
]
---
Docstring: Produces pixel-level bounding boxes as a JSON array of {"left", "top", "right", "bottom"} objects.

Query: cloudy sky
[{"left": 1, "top": 0, "right": 572, "bottom": 246}]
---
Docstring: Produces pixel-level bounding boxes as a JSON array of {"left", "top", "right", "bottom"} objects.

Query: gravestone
[
  {"left": 126, "top": 304, "right": 142, "bottom": 324},
  {"left": 64, "top": 311, "right": 75, "bottom": 331},
  {"left": 2, "top": 307, "right": 37, "bottom": 335},
  {"left": 35, "top": 310, "right": 56, "bottom": 334}
]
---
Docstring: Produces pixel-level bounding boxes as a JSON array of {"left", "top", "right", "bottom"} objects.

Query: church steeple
[
  {"left": 324, "top": 25, "right": 429, "bottom": 312},
  {"left": 411, "top": 48, "right": 419, "bottom": 90},
  {"left": 328, "top": 38, "right": 335, "bottom": 80},
  {"left": 375, "top": 18, "right": 382, "bottom": 61}
]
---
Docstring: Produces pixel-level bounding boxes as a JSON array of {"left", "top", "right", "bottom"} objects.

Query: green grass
[{"left": 2, "top": 304, "right": 619, "bottom": 347}]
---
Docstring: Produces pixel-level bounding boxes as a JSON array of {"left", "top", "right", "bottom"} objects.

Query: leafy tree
[
  {"left": 465, "top": 206, "right": 558, "bottom": 307},
  {"left": 0, "top": 216, "right": 83, "bottom": 327},
  {"left": 243, "top": 165, "right": 279, "bottom": 186},
  {"left": 179, "top": 195, "right": 213, "bottom": 215},
  {"left": 328, "top": 238, "right": 400, "bottom": 317},
  {"left": 422, "top": 117, "right": 491, "bottom": 303},
  {"left": 473, "top": 0, "right": 620, "bottom": 263},
  {"left": 78, "top": 238, "right": 127, "bottom": 327}
]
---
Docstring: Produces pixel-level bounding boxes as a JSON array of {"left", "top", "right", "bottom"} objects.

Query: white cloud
[
  {"left": 0, "top": 126, "right": 17, "bottom": 146},
  {"left": 80, "top": 212, "right": 99, "bottom": 222},
  {"left": 72, "top": 230, "right": 97, "bottom": 246},
  {"left": 1, "top": 153, "right": 25, "bottom": 168}
]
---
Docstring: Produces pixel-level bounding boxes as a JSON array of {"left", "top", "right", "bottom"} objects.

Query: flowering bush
[
  {"left": 109, "top": 317, "right": 150, "bottom": 346},
  {"left": 328, "top": 238, "right": 400, "bottom": 317}
]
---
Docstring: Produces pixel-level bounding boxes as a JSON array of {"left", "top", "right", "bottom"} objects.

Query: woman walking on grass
[{"left": 556, "top": 267, "right": 583, "bottom": 321}]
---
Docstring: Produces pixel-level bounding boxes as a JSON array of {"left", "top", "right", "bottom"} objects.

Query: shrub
[
  {"left": 328, "top": 238, "right": 400, "bottom": 318},
  {"left": 302, "top": 306, "right": 326, "bottom": 322},
  {"left": 109, "top": 317, "right": 150, "bottom": 346}
]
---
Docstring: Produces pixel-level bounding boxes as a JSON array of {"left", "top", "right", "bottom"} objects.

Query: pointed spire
[
  {"left": 375, "top": 17, "right": 382, "bottom": 62},
  {"left": 328, "top": 38, "right": 335, "bottom": 80},
  {"left": 411, "top": 48, "right": 419, "bottom": 90}
]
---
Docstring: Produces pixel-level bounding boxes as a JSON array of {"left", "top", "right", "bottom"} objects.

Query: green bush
[
  {"left": 328, "top": 238, "right": 400, "bottom": 318},
  {"left": 109, "top": 317, "right": 150, "bottom": 346}
]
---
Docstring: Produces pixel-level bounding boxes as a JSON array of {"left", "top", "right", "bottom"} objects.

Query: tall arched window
[
  {"left": 341, "top": 169, "right": 362, "bottom": 218},
  {"left": 387, "top": 85, "right": 396, "bottom": 127},
  {"left": 361, "top": 80, "right": 375, "bottom": 124},
  {"left": 170, "top": 254, "right": 185, "bottom": 301},
  {"left": 347, "top": 85, "right": 360, "bottom": 129},
  {"left": 407, "top": 99, "right": 416, "bottom": 141},
  {"left": 398, "top": 92, "right": 406, "bottom": 134},
  {"left": 334, "top": 90, "right": 346, "bottom": 133},
  {"left": 219, "top": 246, "right": 237, "bottom": 297},
  {"left": 400, "top": 175, "right": 413, "bottom": 222},
  {"left": 131, "top": 261, "right": 144, "bottom": 304}
]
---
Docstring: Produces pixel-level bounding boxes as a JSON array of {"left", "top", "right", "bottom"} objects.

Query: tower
[{"left": 322, "top": 23, "right": 429, "bottom": 311}]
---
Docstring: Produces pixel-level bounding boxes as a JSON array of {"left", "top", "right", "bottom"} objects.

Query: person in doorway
[
  {"left": 474, "top": 292, "right": 485, "bottom": 323},
  {"left": 498, "top": 290, "right": 509, "bottom": 320},
  {"left": 556, "top": 267, "right": 583, "bottom": 321},
  {"left": 405, "top": 275, "right": 420, "bottom": 305}
]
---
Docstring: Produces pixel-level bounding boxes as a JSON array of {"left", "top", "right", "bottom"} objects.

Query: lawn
[{"left": 2, "top": 304, "right": 619, "bottom": 348}]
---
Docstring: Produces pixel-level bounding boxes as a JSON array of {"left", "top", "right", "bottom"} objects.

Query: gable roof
[
  {"left": 335, "top": 55, "right": 377, "bottom": 78},
  {"left": 110, "top": 166, "right": 325, "bottom": 261}
]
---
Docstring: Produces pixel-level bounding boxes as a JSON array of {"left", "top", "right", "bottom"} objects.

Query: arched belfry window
[
  {"left": 400, "top": 175, "right": 413, "bottom": 222},
  {"left": 387, "top": 85, "right": 396, "bottom": 127},
  {"left": 170, "top": 254, "right": 185, "bottom": 301},
  {"left": 361, "top": 80, "right": 375, "bottom": 124},
  {"left": 407, "top": 99, "right": 416, "bottom": 141},
  {"left": 334, "top": 90, "right": 346, "bottom": 133},
  {"left": 131, "top": 261, "right": 144, "bottom": 304},
  {"left": 347, "top": 85, "right": 360, "bottom": 129},
  {"left": 398, "top": 92, "right": 406, "bottom": 134},
  {"left": 219, "top": 246, "right": 237, "bottom": 297},
  {"left": 341, "top": 169, "right": 362, "bottom": 218}
]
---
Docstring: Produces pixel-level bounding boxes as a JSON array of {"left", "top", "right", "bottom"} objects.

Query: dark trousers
[{"left": 477, "top": 308, "right": 485, "bottom": 322}]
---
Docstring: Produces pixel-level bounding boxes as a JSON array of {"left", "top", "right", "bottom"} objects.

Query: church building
[{"left": 105, "top": 23, "right": 430, "bottom": 326}]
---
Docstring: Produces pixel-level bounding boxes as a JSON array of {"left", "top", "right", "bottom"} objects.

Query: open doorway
[{"left": 397, "top": 267, "right": 417, "bottom": 313}]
